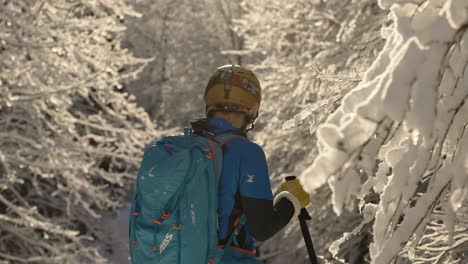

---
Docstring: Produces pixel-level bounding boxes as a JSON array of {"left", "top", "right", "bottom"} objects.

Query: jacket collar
[{"left": 208, "top": 117, "right": 245, "bottom": 136}]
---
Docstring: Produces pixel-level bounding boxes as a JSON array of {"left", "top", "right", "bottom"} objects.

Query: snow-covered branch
[{"left": 300, "top": 0, "right": 467, "bottom": 262}]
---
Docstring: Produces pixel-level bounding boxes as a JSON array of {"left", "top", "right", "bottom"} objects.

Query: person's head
[{"left": 204, "top": 65, "right": 262, "bottom": 132}]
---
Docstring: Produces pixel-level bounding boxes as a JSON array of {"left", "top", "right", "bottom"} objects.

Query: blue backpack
[{"left": 129, "top": 128, "right": 244, "bottom": 264}]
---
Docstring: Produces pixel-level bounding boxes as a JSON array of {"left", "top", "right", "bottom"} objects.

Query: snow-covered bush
[
  {"left": 0, "top": 1, "right": 156, "bottom": 262},
  {"left": 299, "top": 0, "right": 468, "bottom": 263}
]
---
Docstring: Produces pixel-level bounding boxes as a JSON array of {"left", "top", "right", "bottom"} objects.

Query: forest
[{"left": 0, "top": 0, "right": 467, "bottom": 263}]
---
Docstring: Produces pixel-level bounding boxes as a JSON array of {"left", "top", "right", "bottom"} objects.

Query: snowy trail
[{"left": 102, "top": 205, "right": 131, "bottom": 264}]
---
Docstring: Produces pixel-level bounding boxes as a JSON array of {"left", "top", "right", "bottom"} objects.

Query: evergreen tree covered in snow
[
  {"left": 298, "top": 0, "right": 468, "bottom": 263},
  {"left": 0, "top": 1, "right": 156, "bottom": 262}
]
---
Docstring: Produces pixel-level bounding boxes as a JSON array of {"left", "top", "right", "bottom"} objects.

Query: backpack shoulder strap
[
  {"left": 214, "top": 131, "right": 247, "bottom": 147},
  {"left": 219, "top": 135, "right": 246, "bottom": 147}
]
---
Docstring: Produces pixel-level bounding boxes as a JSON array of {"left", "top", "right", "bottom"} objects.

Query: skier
[{"left": 190, "top": 64, "right": 311, "bottom": 263}]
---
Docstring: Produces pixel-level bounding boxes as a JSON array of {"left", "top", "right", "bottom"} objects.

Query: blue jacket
[{"left": 204, "top": 117, "right": 294, "bottom": 252}]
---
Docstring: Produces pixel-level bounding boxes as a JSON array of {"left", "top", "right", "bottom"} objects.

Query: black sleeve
[{"left": 241, "top": 195, "right": 295, "bottom": 241}]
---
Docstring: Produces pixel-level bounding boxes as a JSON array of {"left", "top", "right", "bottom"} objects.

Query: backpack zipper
[
  {"left": 130, "top": 193, "right": 139, "bottom": 248},
  {"left": 206, "top": 142, "right": 219, "bottom": 263},
  {"left": 206, "top": 163, "right": 213, "bottom": 264},
  {"left": 177, "top": 207, "right": 181, "bottom": 264}
]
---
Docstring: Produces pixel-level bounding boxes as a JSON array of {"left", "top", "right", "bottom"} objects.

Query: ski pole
[{"left": 285, "top": 176, "right": 318, "bottom": 264}]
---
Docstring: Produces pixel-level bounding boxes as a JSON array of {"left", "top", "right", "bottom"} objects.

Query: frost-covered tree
[
  {"left": 123, "top": 0, "right": 246, "bottom": 127},
  {"left": 294, "top": 0, "right": 468, "bottom": 263},
  {"left": 235, "top": 0, "right": 387, "bottom": 263},
  {"left": 0, "top": 1, "right": 157, "bottom": 262}
]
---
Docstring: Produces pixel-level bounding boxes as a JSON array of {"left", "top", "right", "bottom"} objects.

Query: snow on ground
[{"left": 101, "top": 206, "right": 131, "bottom": 264}]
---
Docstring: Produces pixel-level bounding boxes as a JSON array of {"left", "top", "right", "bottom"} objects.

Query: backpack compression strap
[{"left": 218, "top": 214, "right": 247, "bottom": 249}]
